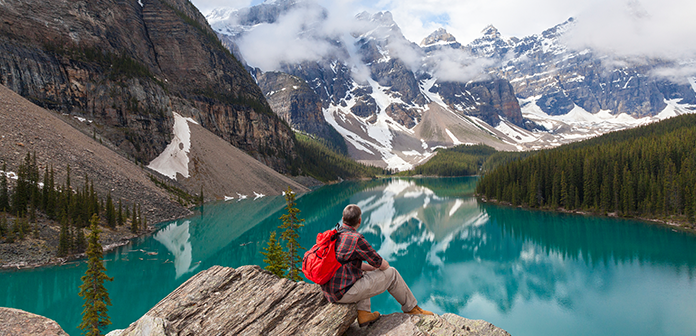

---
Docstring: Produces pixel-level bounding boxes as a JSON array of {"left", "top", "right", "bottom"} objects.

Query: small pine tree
[
  {"left": 78, "top": 214, "right": 113, "bottom": 336},
  {"left": 117, "top": 199, "right": 123, "bottom": 227},
  {"left": 130, "top": 203, "right": 138, "bottom": 234},
  {"left": 261, "top": 231, "right": 288, "bottom": 278},
  {"left": 58, "top": 214, "right": 70, "bottom": 257},
  {"left": 105, "top": 192, "right": 115, "bottom": 229},
  {"left": 141, "top": 215, "right": 147, "bottom": 233},
  {"left": 279, "top": 186, "right": 305, "bottom": 282},
  {"left": 0, "top": 162, "right": 9, "bottom": 211},
  {"left": 0, "top": 212, "right": 7, "bottom": 237},
  {"left": 74, "top": 223, "right": 87, "bottom": 254}
]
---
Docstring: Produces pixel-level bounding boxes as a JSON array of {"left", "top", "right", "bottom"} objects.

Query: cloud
[
  {"left": 425, "top": 48, "right": 495, "bottom": 83},
  {"left": 236, "top": 4, "right": 340, "bottom": 70},
  {"left": 562, "top": 0, "right": 696, "bottom": 60}
]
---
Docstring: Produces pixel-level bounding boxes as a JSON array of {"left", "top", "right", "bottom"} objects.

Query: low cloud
[
  {"left": 236, "top": 4, "right": 340, "bottom": 71},
  {"left": 563, "top": 0, "right": 696, "bottom": 60},
  {"left": 425, "top": 48, "right": 495, "bottom": 83}
]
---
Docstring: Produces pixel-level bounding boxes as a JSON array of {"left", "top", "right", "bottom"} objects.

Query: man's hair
[{"left": 342, "top": 204, "right": 362, "bottom": 227}]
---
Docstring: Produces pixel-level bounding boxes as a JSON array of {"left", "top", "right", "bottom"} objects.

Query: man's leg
[{"left": 337, "top": 267, "right": 417, "bottom": 313}]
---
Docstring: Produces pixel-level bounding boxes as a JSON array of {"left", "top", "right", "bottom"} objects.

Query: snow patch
[
  {"left": 147, "top": 112, "right": 198, "bottom": 180},
  {"left": 445, "top": 129, "right": 463, "bottom": 145}
]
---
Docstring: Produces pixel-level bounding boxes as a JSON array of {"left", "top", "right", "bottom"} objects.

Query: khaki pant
[{"left": 336, "top": 267, "right": 417, "bottom": 312}]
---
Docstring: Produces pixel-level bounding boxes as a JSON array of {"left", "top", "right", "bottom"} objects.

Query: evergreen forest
[
  {"left": 293, "top": 132, "right": 386, "bottom": 181},
  {"left": 399, "top": 144, "right": 498, "bottom": 177},
  {"left": 476, "top": 113, "right": 696, "bottom": 225},
  {"left": 0, "top": 153, "right": 148, "bottom": 256}
]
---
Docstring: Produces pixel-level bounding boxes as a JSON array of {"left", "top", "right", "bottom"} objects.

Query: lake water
[{"left": 1, "top": 177, "right": 696, "bottom": 335}]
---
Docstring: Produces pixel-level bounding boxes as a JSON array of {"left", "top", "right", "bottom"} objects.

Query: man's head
[{"left": 342, "top": 204, "right": 362, "bottom": 227}]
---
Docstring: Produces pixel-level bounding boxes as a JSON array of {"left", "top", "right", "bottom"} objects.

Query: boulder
[
  {"left": 111, "top": 265, "right": 357, "bottom": 336},
  {"left": 344, "top": 313, "right": 510, "bottom": 336},
  {"left": 109, "top": 265, "right": 510, "bottom": 336},
  {"left": 0, "top": 307, "right": 68, "bottom": 336}
]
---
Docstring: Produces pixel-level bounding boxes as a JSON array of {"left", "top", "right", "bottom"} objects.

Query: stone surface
[
  {"left": 112, "top": 265, "right": 357, "bottom": 336},
  {"left": 344, "top": 313, "right": 510, "bottom": 336},
  {"left": 0, "top": 307, "right": 69, "bottom": 336}
]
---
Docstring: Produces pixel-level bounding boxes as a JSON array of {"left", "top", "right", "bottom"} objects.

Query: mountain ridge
[{"left": 207, "top": 2, "right": 696, "bottom": 170}]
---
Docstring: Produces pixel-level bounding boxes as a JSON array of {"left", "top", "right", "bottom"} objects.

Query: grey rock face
[
  {"left": 344, "top": 312, "right": 510, "bottom": 336},
  {"left": 431, "top": 79, "right": 523, "bottom": 127},
  {"left": 257, "top": 71, "right": 347, "bottom": 153},
  {"left": 0, "top": 307, "right": 69, "bottom": 336},
  {"left": 0, "top": 0, "right": 295, "bottom": 172},
  {"left": 114, "top": 265, "right": 357, "bottom": 336}
]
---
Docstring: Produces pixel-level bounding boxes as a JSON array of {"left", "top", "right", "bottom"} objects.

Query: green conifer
[
  {"left": 279, "top": 187, "right": 305, "bottom": 282},
  {"left": 105, "top": 192, "right": 115, "bottom": 229},
  {"left": 117, "top": 200, "right": 123, "bottom": 227},
  {"left": 58, "top": 214, "right": 70, "bottom": 257},
  {"left": 261, "top": 231, "right": 288, "bottom": 278},
  {"left": 0, "top": 162, "right": 9, "bottom": 211},
  {"left": 130, "top": 203, "right": 138, "bottom": 234},
  {"left": 75, "top": 222, "right": 87, "bottom": 254},
  {"left": 0, "top": 212, "right": 7, "bottom": 237},
  {"left": 78, "top": 214, "right": 113, "bottom": 336}
]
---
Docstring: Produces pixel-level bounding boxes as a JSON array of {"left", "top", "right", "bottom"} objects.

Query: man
[{"left": 321, "top": 204, "right": 433, "bottom": 327}]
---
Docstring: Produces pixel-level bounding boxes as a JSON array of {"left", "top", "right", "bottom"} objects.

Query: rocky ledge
[
  {"left": 107, "top": 265, "right": 509, "bottom": 336},
  {"left": 0, "top": 307, "right": 68, "bottom": 336}
]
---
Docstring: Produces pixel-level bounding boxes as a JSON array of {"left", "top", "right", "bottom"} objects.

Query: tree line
[
  {"left": 399, "top": 144, "right": 498, "bottom": 177},
  {"left": 476, "top": 113, "right": 696, "bottom": 225},
  {"left": 293, "top": 132, "right": 387, "bottom": 182},
  {"left": 0, "top": 153, "right": 148, "bottom": 256}
]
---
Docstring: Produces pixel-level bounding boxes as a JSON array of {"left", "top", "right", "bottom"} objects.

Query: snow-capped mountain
[{"left": 207, "top": 0, "right": 696, "bottom": 170}]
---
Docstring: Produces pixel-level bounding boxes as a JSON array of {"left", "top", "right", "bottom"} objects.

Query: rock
[
  {"left": 0, "top": 307, "right": 69, "bottom": 336},
  {"left": 109, "top": 265, "right": 509, "bottom": 336},
  {"left": 113, "top": 265, "right": 357, "bottom": 336},
  {"left": 344, "top": 313, "right": 510, "bottom": 336}
]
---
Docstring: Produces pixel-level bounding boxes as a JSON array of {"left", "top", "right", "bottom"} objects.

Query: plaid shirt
[{"left": 321, "top": 224, "right": 383, "bottom": 303}]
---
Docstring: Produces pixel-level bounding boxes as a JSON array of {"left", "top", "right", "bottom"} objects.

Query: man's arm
[{"left": 378, "top": 258, "right": 389, "bottom": 271}]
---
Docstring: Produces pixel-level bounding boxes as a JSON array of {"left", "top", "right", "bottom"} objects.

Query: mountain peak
[
  {"left": 481, "top": 25, "right": 500, "bottom": 37},
  {"left": 421, "top": 28, "right": 458, "bottom": 46}
]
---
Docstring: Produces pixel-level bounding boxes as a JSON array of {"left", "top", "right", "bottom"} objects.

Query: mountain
[
  {"left": 207, "top": 1, "right": 696, "bottom": 171},
  {"left": 209, "top": 1, "right": 523, "bottom": 171},
  {"left": 0, "top": 0, "right": 295, "bottom": 173}
]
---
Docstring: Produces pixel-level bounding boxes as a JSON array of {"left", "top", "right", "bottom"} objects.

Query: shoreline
[
  {"left": 478, "top": 196, "right": 696, "bottom": 235},
  {"left": 0, "top": 210, "right": 192, "bottom": 271}
]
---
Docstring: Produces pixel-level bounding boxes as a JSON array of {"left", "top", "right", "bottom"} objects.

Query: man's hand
[
  {"left": 379, "top": 259, "right": 389, "bottom": 271},
  {"left": 361, "top": 263, "right": 377, "bottom": 272}
]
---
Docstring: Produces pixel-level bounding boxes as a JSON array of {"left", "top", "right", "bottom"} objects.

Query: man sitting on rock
[{"left": 321, "top": 204, "right": 434, "bottom": 327}]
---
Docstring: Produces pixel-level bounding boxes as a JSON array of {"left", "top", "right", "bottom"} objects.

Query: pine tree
[
  {"left": 105, "top": 192, "right": 115, "bottom": 229},
  {"left": 0, "top": 162, "right": 9, "bottom": 211},
  {"left": 130, "top": 203, "right": 138, "bottom": 234},
  {"left": 279, "top": 187, "right": 305, "bottom": 282},
  {"left": 261, "top": 231, "right": 288, "bottom": 278},
  {"left": 117, "top": 200, "right": 123, "bottom": 227},
  {"left": 78, "top": 214, "right": 113, "bottom": 336},
  {"left": 75, "top": 222, "right": 87, "bottom": 254},
  {"left": 58, "top": 214, "right": 70, "bottom": 257},
  {"left": 0, "top": 212, "right": 7, "bottom": 237}
]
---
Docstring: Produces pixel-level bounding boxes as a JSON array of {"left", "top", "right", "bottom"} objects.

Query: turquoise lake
[{"left": 1, "top": 177, "right": 696, "bottom": 335}]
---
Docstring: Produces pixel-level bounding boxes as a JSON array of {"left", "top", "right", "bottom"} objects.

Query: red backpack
[{"left": 302, "top": 226, "right": 345, "bottom": 285}]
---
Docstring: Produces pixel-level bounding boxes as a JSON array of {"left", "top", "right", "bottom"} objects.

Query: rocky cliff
[
  {"left": 0, "top": 0, "right": 295, "bottom": 172},
  {"left": 107, "top": 265, "right": 510, "bottom": 336}
]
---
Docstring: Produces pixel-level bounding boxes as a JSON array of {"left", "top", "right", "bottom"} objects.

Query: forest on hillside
[
  {"left": 292, "top": 133, "right": 386, "bottom": 181},
  {"left": 476, "top": 114, "right": 696, "bottom": 225}
]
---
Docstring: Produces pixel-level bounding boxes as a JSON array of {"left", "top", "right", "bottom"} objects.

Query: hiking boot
[
  {"left": 406, "top": 305, "right": 434, "bottom": 316},
  {"left": 357, "top": 310, "right": 380, "bottom": 327}
]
